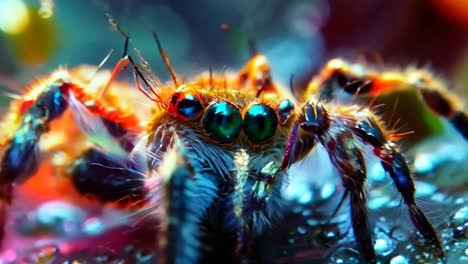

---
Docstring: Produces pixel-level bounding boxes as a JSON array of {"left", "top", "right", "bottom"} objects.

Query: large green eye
[
  {"left": 203, "top": 101, "right": 242, "bottom": 143},
  {"left": 243, "top": 104, "right": 278, "bottom": 144}
]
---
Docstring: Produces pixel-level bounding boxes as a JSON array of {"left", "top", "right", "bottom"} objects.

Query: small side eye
[
  {"left": 278, "top": 99, "right": 294, "bottom": 124},
  {"left": 243, "top": 104, "right": 278, "bottom": 144},
  {"left": 169, "top": 92, "right": 203, "bottom": 120},
  {"left": 203, "top": 101, "right": 242, "bottom": 143}
]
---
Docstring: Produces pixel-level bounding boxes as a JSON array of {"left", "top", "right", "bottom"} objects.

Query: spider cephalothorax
[{"left": 0, "top": 20, "right": 466, "bottom": 264}]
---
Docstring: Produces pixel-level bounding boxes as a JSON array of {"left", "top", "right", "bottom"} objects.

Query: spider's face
[{"left": 146, "top": 63, "right": 297, "bottom": 183}]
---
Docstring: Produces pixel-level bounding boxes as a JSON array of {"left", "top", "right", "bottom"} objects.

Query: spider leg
[
  {"left": 351, "top": 112, "right": 444, "bottom": 257},
  {"left": 1, "top": 84, "right": 68, "bottom": 179},
  {"left": 0, "top": 63, "right": 142, "bottom": 247},
  {"left": 0, "top": 85, "right": 67, "bottom": 247},
  {"left": 294, "top": 99, "right": 376, "bottom": 263},
  {"left": 69, "top": 148, "right": 148, "bottom": 207},
  {"left": 156, "top": 137, "right": 217, "bottom": 264},
  {"left": 0, "top": 126, "right": 41, "bottom": 248},
  {"left": 325, "top": 189, "right": 349, "bottom": 224},
  {"left": 307, "top": 59, "right": 467, "bottom": 139}
]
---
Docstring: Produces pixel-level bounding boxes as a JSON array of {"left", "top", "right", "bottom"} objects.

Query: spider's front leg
[
  {"left": 0, "top": 83, "right": 69, "bottom": 246},
  {"left": 151, "top": 135, "right": 217, "bottom": 264},
  {"left": 350, "top": 109, "right": 443, "bottom": 255},
  {"left": 68, "top": 147, "right": 149, "bottom": 207},
  {"left": 0, "top": 56, "right": 144, "bottom": 248},
  {"left": 297, "top": 99, "right": 376, "bottom": 263},
  {"left": 281, "top": 98, "right": 443, "bottom": 263}
]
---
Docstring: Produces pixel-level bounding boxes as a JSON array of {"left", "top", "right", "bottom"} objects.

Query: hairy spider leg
[
  {"left": 69, "top": 148, "right": 148, "bottom": 207},
  {"left": 297, "top": 99, "right": 376, "bottom": 263},
  {"left": 307, "top": 58, "right": 467, "bottom": 139},
  {"left": 0, "top": 66, "right": 142, "bottom": 247},
  {"left": 0, "top": 82, "right": 68, "bottom": 247},
  {"left": 156, "top": 136, "right": 217, "bottom": 264},
  {"left": 350, "top": 111, "right": 444, "bottom": 258},
  {"left": 280, "top": 96, "right": 444, "bottom": 262}
]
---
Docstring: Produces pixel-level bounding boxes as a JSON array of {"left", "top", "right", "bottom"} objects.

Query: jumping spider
[{"left": 0, "top": 21, "right": 466, "bottom": 263}]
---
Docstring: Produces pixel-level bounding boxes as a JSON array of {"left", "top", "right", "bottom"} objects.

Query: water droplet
[
  {"left": 135, "top": 249, "right": 155, "bottom": 263},
  {"left": 431, "top": 193, "right": 447, "bottom": 202},
  {"left": 306, "top": 219, "right": 317, "bottom": 226},
  {"left": 319, "top": 182, "right": 336, "bottom": 200},
  {"left": 331, "top": 248, "right": 360, "bottom": 264},
  {"left": 373, "top": 227, "right": 396, "bottom": 256},
  {"left": 374, "top": 238, "right": 393, "bottom": 256},
  {"left": 298, "top": 191, "right": 313, "bottom": 204},
  {"left": 452, "top": 206, "right": 468, "bottom": 222},
  {"left": 302, "top": 209, "right": 312, "bottom": 217},
  {"left": 413, "top": 249, "right": 440, "bottom": 264},
  {"left": 415, "top": 181, "right": 436, "bottom": 197},
  {"left": 387, "top": 200, "right": 400, "bottom": 207},
  {"left": 95, "top": 254, "right": 117, "bottom": 263},
  {"left": 390, "top": 255, "right": 409, "bottom": 264},
  {"left": 82, "top": 217, "right": 106, "bottom": 236},
  {"left": 19, "top": 200, "right": 85, "bottom": 236},
  {"left": 451, "top": 206, "right": 468, "bottom": 239},
  {"left": 297, "top": 226, "right": 307, "bottom": 235},
  {"left": 292, "top": 206, "right": 302, "bottom": 214},
  {"left": 413, "top": 153, "right": 435, "bottom": 173},
  {"left": 390, "top": 227, "right": 408, "bottom": 241},
  {"left": 405, "top": 244, "right": 415, "bottom": 252},
  {"left": 368, "top": 161, "right": 386, "bottom": 182},
  {"left": 368, "top": 195, "right": 391, "bottom": 210},
  {"left": 326, "top": 231, "right": 336, "bottom": 239},
  {"left": 36, "top": 201, "right": 86, "bottom": 226}
]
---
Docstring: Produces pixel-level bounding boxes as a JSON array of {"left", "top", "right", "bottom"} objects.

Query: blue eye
[
  {"left": 177, "top": 94, "right": 203, "bottom": 119},
  {"left": 203, "top": 101, "right": 242, "bottom": 143},
  {"left": 278, "top": 99, "right": 294, "bottom": 124},
  {"left": 243, "top": 104, "right": 278, "bottom": 144}
]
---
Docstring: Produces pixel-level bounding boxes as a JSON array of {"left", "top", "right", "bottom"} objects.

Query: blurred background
[
  {"left": 0, "top": 0, "right": 467, "bottom": 263},
  {"left": 1, "top": 0, "right": 468, "bottom": 91}
]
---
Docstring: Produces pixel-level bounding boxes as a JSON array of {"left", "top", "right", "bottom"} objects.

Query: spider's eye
[
  {"left": 243, "top": 104, "right": 278, "bottom": 144},
  {"left": 169, "top": 92, "right": 203, "bottom": 119},
  {"left": 203, "top": 101, "right": 242, "bottom": 143},
  {"left": 177, "top": 94, "right": 203, "bottom": 119},
  {"left": 278, "top": 99, "right": 294, "bottom": 124}
]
